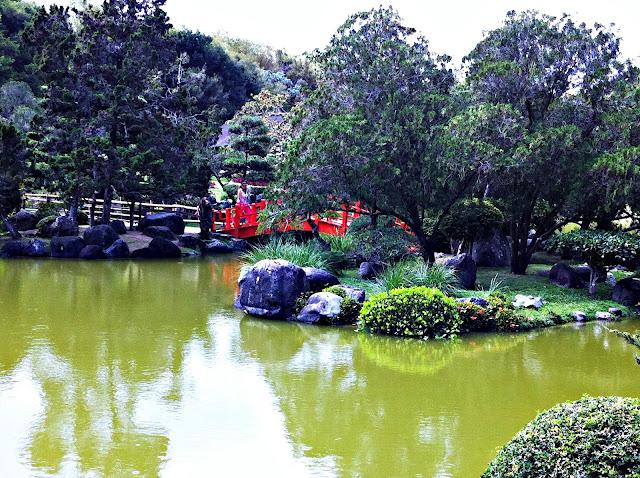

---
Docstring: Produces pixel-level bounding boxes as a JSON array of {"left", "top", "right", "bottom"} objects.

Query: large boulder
[
  {"left": 110, "top": 220, "right": 128, "bottom": 235},
  {"left": 131, "top": 237, "right": 181, "bottom": 259},
  {"left": 472, "top": 229, "right": 512, "bottom": 267},
  {"left": 36, "top": 215, "right": 58, "bottom": 238},
  {"left": 445, "top": 253, "right": 477, "bottom": 290},
  {"left": 105, "top": 239, "right": 130, "bottom": 259},
  {"left": 612, "top": 277, "right": 640, "bottom": 306},
  {"left": 79, "top": 245, "right": 107, "bottom": 260},
  {"left": 549, "top": 263, "right": 585, "bottom": 289},
  {"left": 143, "top": 226, "right": 177, "bottom": 241},
  {"left": 338, "top": 285, "right": 366, "bottom": 303},
  {"left": 303, "top": 267, "right": 340, "bottom": 292},
  {"left": 294, "top": 292, "right": 343, "bottom": 325},
  {"left": 178, "top": 234, "right": 204, "bottom": 250},
  {"left": 23, "top": 239, "right": 49, "bottom": 257},
  {"left": 236, "top": 259, "right": 309, "bottom": 319},
  {"left": 0, "top": 240, "right": 27, "bottom": 258},
  {"left": 138, "top": 212, "right": 185, "bottom": 235},
  {"left": 202, "top": 239, "right": 234, "bottom": 254},
  {"left": 358, "top": 261, "right": 384, "bottom": 280},
  {"left": 83, "top": 224, "right": 119, "bottom": 249},
  {"left": 50, "top": 216, "right": 79, "bottom": 237},
  {"left": 51, "top": 236, "right": 85, "bottom": 258},
  {"left": 12, "top": 209, "right": 37, "bottom": 231}
]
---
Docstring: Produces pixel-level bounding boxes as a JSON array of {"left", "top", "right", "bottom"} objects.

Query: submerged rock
[
  {"left": 105, "top": 239, "right": 130, "bottom": 259},
  {"left": 79, "top": 245, "right": 107, "bottom": 260},
  {"left": 51, "top": 236, "right": 85, "bottom": 258},
  {"left": 236, "top": 259, "right": 309, "bottom": 319},
  {"left": 178, "top": 234, "right": 204, "bottom": 250},
  {"left": 203, "top": 239, "right": 234, "bottom": 254},
  {"left": 294, "top": 292, "right": 343, "bottom": 324}
]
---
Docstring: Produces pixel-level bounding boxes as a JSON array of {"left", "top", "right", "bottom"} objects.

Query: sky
[{"left": 36, "top": 0, "right": 640, "bottom": 64}]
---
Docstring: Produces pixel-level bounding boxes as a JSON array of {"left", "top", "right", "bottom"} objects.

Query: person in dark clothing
[{"left": 198, "top": 196, "right": 215, "bottom": 239}]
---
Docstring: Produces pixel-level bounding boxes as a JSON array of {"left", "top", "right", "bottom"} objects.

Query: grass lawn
[{"left": 339, "top": 262, "right": 637, "bottom": 322}]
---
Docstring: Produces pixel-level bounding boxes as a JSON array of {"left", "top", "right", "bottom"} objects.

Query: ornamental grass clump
[
  {"left": 241, "top": 239, "right": 331, "bottom": 270},
  {"left": 358, "top": 287, "right": 460, "bottom": 339},
  {"left": 483, "top": 396, "right": 640, "bottom": 478}
]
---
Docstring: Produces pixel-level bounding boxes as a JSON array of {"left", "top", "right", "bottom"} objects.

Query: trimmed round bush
[
  {"left": 358, "top": 287, "right": 460, "bottom": 339},
  {"left": 483, "top": 396, "right": 640, "bottom": 478}
]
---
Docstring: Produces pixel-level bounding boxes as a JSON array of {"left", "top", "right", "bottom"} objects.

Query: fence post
[
  {"left": 341, "top": 205, "right": 348, "bottom": 236},
  {"left": 225, "top": 208, "right": 232, "bottom": 230}
]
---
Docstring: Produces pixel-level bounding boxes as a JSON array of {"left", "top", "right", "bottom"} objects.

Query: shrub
[
  {"left": 35, "top": 201, "right": 61, "bottom": 220},
  {"left": 323, "top": 285, "right": 362, "bottom": 324},
  {"left": 320, "top": 233, "right": 354, "bottom": 254},
  {"left": 457, "top": 294, "right": 550, "bottom": 333},
  {"left": 358, "top": 287, "right": 460, "bottom": 339},
  {"left": 346, "top": 217, "right": 417, "bottom": 263},
  {"left": 483, "top": 396, "right": 640, "bottom": 478},
  {"left": 546, "top": 230, "right": 640, "bottom": 296},
  {"left": 440, "top": 198, "right": 504, "bottom": 247},
  {"left": 241, "top": 239, "right": 331, "bottom": 270},
  {"left": 375, "top": 260, "right": 457, "bottom": 293}
]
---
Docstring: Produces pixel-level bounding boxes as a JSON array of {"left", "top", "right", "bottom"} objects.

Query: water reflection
[{"left": 0, "top": 258, "right": 638, "bottom": 477}]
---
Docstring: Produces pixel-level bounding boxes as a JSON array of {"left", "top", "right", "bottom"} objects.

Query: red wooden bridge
[
  {"left": 211, "top": 200, "right": 411, "bottom": 239},
  {"left": 211, "top": 200, "right": 360, "bottom": 239}
]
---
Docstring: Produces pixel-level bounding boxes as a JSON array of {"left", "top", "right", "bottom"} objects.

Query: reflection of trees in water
[
  {"left": 239, "top": 320, "right": 640, "bottom": 477},
  {"left": 0, "top": 258, "right": 238, "bottom": 476}
]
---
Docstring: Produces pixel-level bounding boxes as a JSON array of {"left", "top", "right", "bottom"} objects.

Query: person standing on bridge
[{"left": 237, "top": 183, "right": 251, "bottom": 224}]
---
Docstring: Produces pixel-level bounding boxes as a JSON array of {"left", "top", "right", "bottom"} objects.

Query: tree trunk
[
  {"left": 101, "top": 186, "right": 112, "bottom": 224},
  {"left": 510, "top": 219, "right": 532, "bottom": 275},
  {"left": 588, "top": 266, "right": 602, "bottom": 299},
  {"left": 129, "top": 200, "right": 135, "bottom": 231},
  {"left": 414, "top": 226, "right": 435, "bottom": 264},
  {"left": 89, "top": 192, "right": 97, "bottom": 226},
  {"left": 1, "top": 213, "right": 20, "bottom": 239}
]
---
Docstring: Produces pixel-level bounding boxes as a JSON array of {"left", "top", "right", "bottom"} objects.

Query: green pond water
[{"left": 0, "top": 257, "right": 639, "bottom": 478}]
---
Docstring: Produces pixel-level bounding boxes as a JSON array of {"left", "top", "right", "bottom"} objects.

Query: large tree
[
  {"left": 273, "top": 7, "right": 491, "bottom": 262},
  {"left": 0, "top": 120, "right": 26, "bottom": 238},
  {"left": 464, "top": 10, "right": 632, "bottom": 273}
]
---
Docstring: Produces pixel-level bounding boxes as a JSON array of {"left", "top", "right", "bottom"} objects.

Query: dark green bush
[
  {"left": 483, "top": 396, "right": 640, "bottom": 478},
  {"left": 346, "top": 219, "right": 417, "bottom": 263},
  {"left": 546, "top": 229, "right": 640, "bottom": 270},
  {"left": 323, "top": 285, "right": 362, "bottom": 325},
  {"left": 35, "top": 201, "right": 61, "bottom": 220},
  {"left": 358, "top": 287, "right": 460, "bottom": 339},
  {"left": 441, "top": 198, "right": 504, "bottom": 243}
]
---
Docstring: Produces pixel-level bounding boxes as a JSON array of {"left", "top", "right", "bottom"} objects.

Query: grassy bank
[{"left": 339, "top": 263, "right": 635, "bottom": 323}]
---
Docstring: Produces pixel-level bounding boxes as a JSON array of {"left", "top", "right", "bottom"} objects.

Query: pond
[{"left": 0, "top": 257, "right": 638, "bottom": 477}]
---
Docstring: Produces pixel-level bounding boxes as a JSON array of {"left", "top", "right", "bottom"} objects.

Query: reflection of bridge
[{"left": 212, "top": 200, "right": 358, "bottom": 239}]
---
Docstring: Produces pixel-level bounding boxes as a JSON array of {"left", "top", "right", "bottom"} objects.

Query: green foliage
[
  {"left": 441, "top": 198, "right": 504, "bottom": 244},
  {"left": 358, "top": 287, "right": 460, "bottom": 339},
  {"left": 0, "top": 120, "right": 26, "bottom": 237},
  {"left": 241, "top": 239, "right": 331, "bottom": 270},
  {"left": 464, "top": 10, "right": 632, "bottom": 274},
  {"left": 320, "top": 233, "right": 354, "bottom": 255},
  {"left": 546, "top": 230, "right": 640, "bottom": 270},
  {"left": 483, "top": 396, "right": 640, "bottom": 478},
  {"left": 322, "top": 285, "right": 362, "bottom": 325},
  {"left": 34, "top": 201, "right": 60, "bottom": 220},
  {"left": 346, "top": 221, "right": 417, "bottom": 263},
  {"left": 375, "top": 260, "right": 458, "bottom": 294},
  {"left": 457, "top": 294, "right": 546, "bottom": 333}
]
